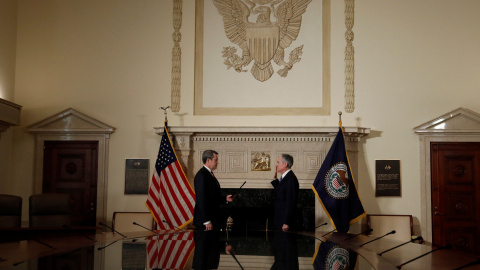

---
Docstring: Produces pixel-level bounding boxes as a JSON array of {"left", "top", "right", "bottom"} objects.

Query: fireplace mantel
[
  {"left": 154, "top": 126, "right": 369, "bottom": 229},
  {"left": 155, "top": 126, "right": 369, "bottom": 137},
  {"left": 154, "top": 126, "right": 370, "bottom": 189}
]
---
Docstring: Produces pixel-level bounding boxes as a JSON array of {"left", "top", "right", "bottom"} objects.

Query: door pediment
[
  {"left": 27, "top": 108, "right": 114, "bottom": 227},
  {"left": 414, "top": 107, "right": 480, "bottom": 135},
  {"left": 28, "top": 108, "right": 115, "bottom": 134}
]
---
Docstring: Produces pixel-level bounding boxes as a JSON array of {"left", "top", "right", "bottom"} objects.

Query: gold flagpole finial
[
  {"left": 160, "top": 106, "right": 171, "bottom": 123},
  {"left": 338, "top": 111, "right": 343, "bottom": 127}
]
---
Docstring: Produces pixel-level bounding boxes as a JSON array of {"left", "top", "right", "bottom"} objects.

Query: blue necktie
[{"left": 280, "top": 176, "right": 283, "bottom": 182}]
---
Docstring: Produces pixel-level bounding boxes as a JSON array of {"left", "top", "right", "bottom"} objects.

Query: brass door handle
[{"left": 434, "top": 211, "right": 445, "bottom": 215}]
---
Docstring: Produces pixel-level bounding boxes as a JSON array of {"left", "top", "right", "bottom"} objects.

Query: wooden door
[
  {"left": 431, "top": 142, "right": 480, "bottom": 254},
  {"left": 43, "top": 141, "right": 98, "bottom": 227}
]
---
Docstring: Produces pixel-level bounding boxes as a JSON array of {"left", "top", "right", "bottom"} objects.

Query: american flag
[
  {"left": 146, "top": 122, "right": 196, "bottom": 230},
  {"left": 147, "top": 232, "right": 194, "bottom": 269}
]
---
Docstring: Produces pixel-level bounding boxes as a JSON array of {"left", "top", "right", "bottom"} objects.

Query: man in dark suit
[
  {"left": 271, "top": 154, "right": 299, "bottom": 231},
  {"left": 271, "top": 231, "right": 299, "bottom": 270},
  {"left": 194, "top": 150, "right": 234, "bottom": 231},
  {"left": 192, "top": 230, "right": 221, "bottom": 269}
]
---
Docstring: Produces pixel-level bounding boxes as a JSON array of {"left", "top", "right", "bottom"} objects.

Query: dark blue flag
[
  {"left": 312, "top": 127, "right": 366, "bottom": 233},
  {"left": 312, "top": 241, "right": 358, "bottom": 270}
]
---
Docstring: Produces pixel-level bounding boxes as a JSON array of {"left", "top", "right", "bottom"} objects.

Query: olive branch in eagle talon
[
  {"left": 222, "top": 46, "right": 251, "bottom": 72},
  {"left": 278, "top": 45, "right": 304, "bottom": 77},
  {"left": 213, "top": 0, "right": 312, "bottom": 82}
]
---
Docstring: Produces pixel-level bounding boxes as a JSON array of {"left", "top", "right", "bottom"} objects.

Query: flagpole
[
  {"left": 338, "top": 111, "right": 343, "bottom": 128},
  {"left": 160, "top": 106, "right": 171, "bottom": 127}
]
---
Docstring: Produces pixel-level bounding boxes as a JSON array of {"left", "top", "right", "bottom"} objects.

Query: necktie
[
  {"left": 280, "top": 176, "right": 283, "bottom": 182},
  {"left": 211, "top": 171, "right": 215, "bottom": 178}
]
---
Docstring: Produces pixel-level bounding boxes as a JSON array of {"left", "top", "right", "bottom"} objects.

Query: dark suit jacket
[
  {"left": 193, "top": 166, "right": 225, "bottom": 229},
  {"left": 271, "top": 170, "right": 299, "bottom": 230}
]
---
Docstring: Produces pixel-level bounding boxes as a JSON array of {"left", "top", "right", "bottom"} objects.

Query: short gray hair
[
  {"left": 280, "top": 154, "right": 294, "bottom": 169},
  {"left": 202, "top": 150, "right": 218, "bottom": 164}
]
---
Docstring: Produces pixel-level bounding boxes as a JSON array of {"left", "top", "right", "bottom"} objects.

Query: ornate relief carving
[
  {"left": 174, "top": 134, "right": 191, "bottom": 150},
  {"left": 304, "top": 151, "right": 326, "bottom": 174},
  {"left": 177, "top": 136, "right": 186, "bottom": 148},
  {"left": 251, "top": 151, "right": 271, "bottom": 171},
  {"left": 213, "top": 0, "right": 312, "bottom": 82},
  {"left": 226, "top": 151, "right": 248, "bottom": 173},
  {"left": 344, "top": 0, "right": 355, "bottom": 113},
  {"left": 171, "top": 0, "right": 182, "bottom": 112},
  {"left": 193, "top": 135, "right": 333, "bottom": 142}
]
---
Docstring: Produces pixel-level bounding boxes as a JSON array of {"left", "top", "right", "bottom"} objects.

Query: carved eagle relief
[{"left": 213, "top": 0, "right": 312, "bottom": 82}]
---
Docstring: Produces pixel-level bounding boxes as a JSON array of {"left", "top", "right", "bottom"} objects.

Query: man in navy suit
[
  {"left": 271, "top": 154, "right": 299, "bottom": 231},
  {"left": 194, "top": 150, "right": 234, "bottom": 231}
]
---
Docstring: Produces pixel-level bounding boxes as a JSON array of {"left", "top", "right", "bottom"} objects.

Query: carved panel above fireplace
[{"left": 154, "top": 126, "right": 370, "bottom": 189}]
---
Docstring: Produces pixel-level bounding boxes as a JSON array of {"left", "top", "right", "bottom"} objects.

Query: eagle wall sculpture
[{"left": 213, "top": 0, "right": 313, "bottom": 82}]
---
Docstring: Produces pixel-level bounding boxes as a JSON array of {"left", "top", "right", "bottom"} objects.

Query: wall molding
[{"left": 344, "top": 0, "right": 355, "bottom": 113}]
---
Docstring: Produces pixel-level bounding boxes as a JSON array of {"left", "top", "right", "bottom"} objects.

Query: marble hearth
[{"left": 154, "top": 126, "right": 370, "bottom": 229}]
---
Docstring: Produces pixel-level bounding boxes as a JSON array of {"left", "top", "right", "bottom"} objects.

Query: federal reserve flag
[
  {"left": 312, "top": 241, "right": 358, "bottom": 270},
  {"left": 312, "top": 127, "right": 366, "bottom": 233}
]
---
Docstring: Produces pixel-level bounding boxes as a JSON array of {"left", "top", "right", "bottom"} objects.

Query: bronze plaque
[
  {"left": 375, "top": 160, "right": 401, "bottom": 196},
  {"left": 125, "top": 159, "right": 149, "bottom": 194}
]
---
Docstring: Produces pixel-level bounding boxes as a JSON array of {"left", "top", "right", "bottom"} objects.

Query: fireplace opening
[{"left": 219, "top": 188, "right": 315, "bottom": 231}]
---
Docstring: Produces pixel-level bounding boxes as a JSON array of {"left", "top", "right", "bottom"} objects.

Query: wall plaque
[
  {"left": 125, "top": 159, "right": 149, "bottom": 194},
  {"left": 375, "top": 160, "right": 401, "bottom": 196}
]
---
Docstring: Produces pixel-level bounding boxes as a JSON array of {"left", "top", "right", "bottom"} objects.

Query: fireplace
[
  {"left": 155, "top": 126, "right": 369, "bottom": 229},
  {"left": 219, "top": 188, "right": 315, "bottom": 231}
]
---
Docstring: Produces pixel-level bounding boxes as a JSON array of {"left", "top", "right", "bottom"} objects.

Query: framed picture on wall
[{"left": 194, "top": 0, "right": 331, "bottom": 115}]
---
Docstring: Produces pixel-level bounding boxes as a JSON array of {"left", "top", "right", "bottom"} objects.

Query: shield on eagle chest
[{"left": 246, "top": 25, "right": 280, "bottom": 65}]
